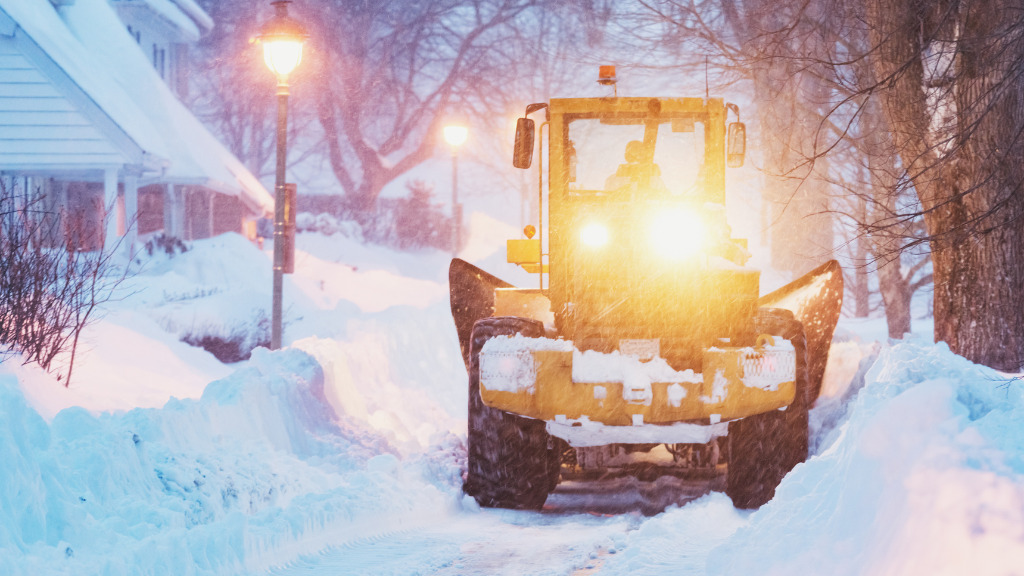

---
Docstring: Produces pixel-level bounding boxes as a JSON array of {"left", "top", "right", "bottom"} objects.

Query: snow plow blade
[
  {"left": 450, "top": 258, "right": 513, "bottom": 369},
  {"left": 759, "top": 260, "right": 844, "bottom": 401}
]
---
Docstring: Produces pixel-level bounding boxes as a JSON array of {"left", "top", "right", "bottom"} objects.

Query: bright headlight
[
  {"left": 580, "top": 222, "right": 609, "bottom": 247},
  {"left": 650, "top": 207, "right": 704, "bottom": 259}
]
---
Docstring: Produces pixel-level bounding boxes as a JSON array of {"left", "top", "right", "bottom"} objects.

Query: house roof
[
  {"left": 0, "top": 0, "right": 272, "bottom": 215},
  {"left": 0, "top": 0, "right": 167, "bottom": 165},
  {"left": 168, "top": 0, "right": 214, "bottom": 34},
  {"left": 111, "top": 0, "right": 214, "bottom": 43}
]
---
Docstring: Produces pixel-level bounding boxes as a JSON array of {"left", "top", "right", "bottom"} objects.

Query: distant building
[{"left": 0, "top": 0, "right": 272, "bottom": 251}]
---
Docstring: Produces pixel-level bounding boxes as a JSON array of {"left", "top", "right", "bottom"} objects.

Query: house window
[
  {"left": 65, "top": 182, "right": 104, "bottom": 252},
  {"left": 173, "top": 44, "right": 190, "bottom": 98},
  {"left": 152, "top": 45, "right": 166, "bottom": 78}
]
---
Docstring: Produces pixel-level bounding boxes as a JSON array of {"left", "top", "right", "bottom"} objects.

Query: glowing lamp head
[
  {"left": 580, "top": 222, "right": 610, "bottom": 247},
  {"left": 444, "top": 125, "right": 469, "bottom": 147},
  {"left": 650, "top": 206, "right": 705, "bottom": 260},
  {"left": 258, "top": 1, "right": 308, "bottom": 79}
]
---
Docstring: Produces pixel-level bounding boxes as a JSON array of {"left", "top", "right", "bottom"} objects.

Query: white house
[{"left": 0, "top": 0, "right": 272, "bottom": 250}]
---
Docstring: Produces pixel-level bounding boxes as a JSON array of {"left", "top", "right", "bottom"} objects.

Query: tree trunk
[
  {"left": 861, "top": 95, "right": 914, "bottom": 339},
  {"left": 852, "top": 238, "right": 871, "bottom": 318},
  {"left": 868, "top": 0, "right": 1024, "bottom": 369},
  {"left": 876, "top": 255, "right": 911, "bottom": 338},
  {"left": 930, "top": 223, "right": 1024, "bottom": 370}
]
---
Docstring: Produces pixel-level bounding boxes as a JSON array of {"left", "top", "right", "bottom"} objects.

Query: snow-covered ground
[{"left": 2, "top": 214, "right": 1023, "bottom": 575}]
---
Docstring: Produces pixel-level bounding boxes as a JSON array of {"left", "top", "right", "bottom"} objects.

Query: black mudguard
[
  {"left": 449, "top": 258, "right": 513, "bottom": 369},
  {"left": 759, "top": 260, "right": 844, "bottom": 402}
]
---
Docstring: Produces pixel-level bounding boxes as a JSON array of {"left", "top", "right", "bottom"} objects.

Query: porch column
[
  {"left": 123, "top": 172, "right": 138, "bottom": 248},
  {"left": 163, "top": 183, "right": 176, "bottom": 237},
  {"left": 103, "top": 167, "right": 118, "bottom": 249},
  {"left": 208, "top": 190, "right": 215, "bottom": 237}
]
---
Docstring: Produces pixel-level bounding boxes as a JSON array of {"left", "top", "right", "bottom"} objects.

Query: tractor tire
[
  {"left": 725, "top": 308, "right": 810, "bottom": 509},
  {"left": 463, "top": 317, "right": 560, "bottom": 509}
]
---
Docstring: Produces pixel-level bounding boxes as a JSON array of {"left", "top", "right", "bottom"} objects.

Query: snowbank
[
  {"left": 708, "top": 338, "right": 1024, "bottom": 575},
  {"left": 0, "top": 348, "right": 458, "bottom": 576},
  {"left": 1, "top": 227, "right": 474, "bottom": 575},
  {"left": 4, "top": 211, "right": 1024, "bottom": 575}
]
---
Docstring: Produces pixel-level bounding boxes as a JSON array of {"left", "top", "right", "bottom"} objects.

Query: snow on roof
[
  {"left": 0, "top": 0, "right": 169, "bottom": 161},
  {"left": 169, "top": 0, "right": 213, "bottom": 33},
  {"left": 0, "top": 0, "right": 271, "bottom": 214},
  {"left": 66, "top": 0, "right": 272, "bottom": 213},
  {"left": 121, "top": 0, "right": 206, "bottom": 41},
  {"left": 140, "top": 0, "right": 202, "bottom": 39}
]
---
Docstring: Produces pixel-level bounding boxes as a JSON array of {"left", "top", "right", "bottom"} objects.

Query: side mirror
[
  {"left": 513, "top": 117, "right": 535, "bottom": 169},
  {"left": 727, "top": 122, "right": 746, "bottom": 168}
]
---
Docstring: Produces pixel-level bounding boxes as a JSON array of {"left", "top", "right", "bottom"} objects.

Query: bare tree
[
  {"left": 863, "top": 0, "right": 1024, "bottom": 369},
  {"left": 826, "top": 89, "right": 932, "bottom": 338},
  {"left": 634, "top": 0, "right": 1024, "bottom": 368},
  {"left": 304, "top": 0, "right": 568, "bottom": 217},
  {"left": 190, "top": 1, "right": 604, "bottom": 222},
  {"left": 622, "top": 0, "right": 837, "bottom": 277},
  {"left": 190, "top": 0, "right": 319, "bottom": 180}
]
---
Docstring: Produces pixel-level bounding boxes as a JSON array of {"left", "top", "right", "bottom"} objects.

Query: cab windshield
[{"left": 565, "top": 116, "right": 706, "bottom": 198}]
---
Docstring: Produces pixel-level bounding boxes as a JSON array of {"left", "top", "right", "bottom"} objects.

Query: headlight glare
[
  {"left": 580, "top": 222, "right": 610, "bottom": 247},
  {"left": 650, "top": 208, "right": 704, "bottom": 259}
]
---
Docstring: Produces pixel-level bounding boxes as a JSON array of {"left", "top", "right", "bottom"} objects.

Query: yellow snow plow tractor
[{"left": 450, "top": 74, "right": 843, "bottom": 510}]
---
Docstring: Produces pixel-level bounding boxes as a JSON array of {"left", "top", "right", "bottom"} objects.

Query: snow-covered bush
[
  {"left": 295, "top": 212, "right": 364, "bottom": 241},
  {"left": 296, "top": 180, "right": 453, "bottom": 251},
  {"left": 181, "top": 310, "right": 270, "bottom": 364}
]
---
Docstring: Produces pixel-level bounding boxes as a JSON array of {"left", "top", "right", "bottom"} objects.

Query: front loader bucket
[
  {"left": 759, "top": 260, "right": 844, "bottom": 402},
  {"left": 450, "top": 258, "right": 513, "bottom": 369}
]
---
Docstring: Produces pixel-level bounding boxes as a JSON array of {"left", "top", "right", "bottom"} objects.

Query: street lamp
[
  {"left": 443, "top": 123, "right": 468, "bottom": 255},
  {"left": 258, "top": 0, "right": 307, "bottom": 350}
]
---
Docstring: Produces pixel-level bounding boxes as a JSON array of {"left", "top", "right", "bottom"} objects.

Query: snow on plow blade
[
  {"left": 759, "top": 260, "right": 844, "bottom": 400},
  {"left": 450, "top": 257, "right": 844, "bottom": 405},
  {"left": 477, "top": 337, "right": 798, "bottom": 426}
]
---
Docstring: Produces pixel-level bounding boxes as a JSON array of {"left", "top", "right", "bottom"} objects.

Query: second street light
[
  {"left": 444, "top": 123, "right": 468, "bottom": 255},
  {"left": 258, "top": 0, "right": 307, "bottom": 350}
]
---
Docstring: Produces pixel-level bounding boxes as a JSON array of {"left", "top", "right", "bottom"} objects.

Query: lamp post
[
  {"left": 258, "top": 0, "right": 307, "bottom": 350},
  {"left": 443, "top": 124, "right": 468, "bottom": 255}
]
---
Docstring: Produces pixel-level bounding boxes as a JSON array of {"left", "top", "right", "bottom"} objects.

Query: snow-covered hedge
[{"left": 295, "top": 212, "right": 363, "bottom": 241}]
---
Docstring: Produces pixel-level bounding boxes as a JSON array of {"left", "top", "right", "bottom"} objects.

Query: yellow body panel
[
  {"left": 506, "top": 239, "right": 548, "bottom": 273},
  {"left": 507, "top": 239, "right": 541, "bottom": 265},
  {"left": 479, "top": 346, "right": 795, "bottom": 425},
  {"left": 494, "top": 288, "right": 555, "bottom": 326}
]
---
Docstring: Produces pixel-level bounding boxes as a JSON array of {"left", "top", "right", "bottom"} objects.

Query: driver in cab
[{"left": 604, "top": 140, "right": 668, "bottom": 194}]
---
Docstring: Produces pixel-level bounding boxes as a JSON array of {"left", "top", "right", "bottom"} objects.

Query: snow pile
[
  {"left": 126, "top": 232, "right": 450, "bottom": 352},
  {"left": 708, "top": 338, "right": 1024, "bottom": 575},
  {"left": 0, "top": 347, "right": 457, "bottom": 576},
  {"left": 4, "top": 204, "right": 1024, "bottom": 575},
  {"left": 598, "top": 493, "right": 748, "bottom": 574},
  {"left": 125, "top": 233, "right": 278, "bottom": 352},
  {"left": 294, "top": 322, "right": 465, "bottom": 455},
  {"left": 0, "top": 224, "right": 478, "bottom": 575}
]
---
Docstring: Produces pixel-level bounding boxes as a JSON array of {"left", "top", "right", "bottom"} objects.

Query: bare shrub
[
  {"left": 144, "top": 233, "right": 189, "bottom": 257},
  {"left": 0, "top": 180, "right": 127, "bottom": 386}
]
